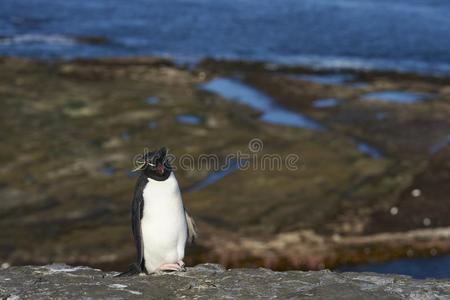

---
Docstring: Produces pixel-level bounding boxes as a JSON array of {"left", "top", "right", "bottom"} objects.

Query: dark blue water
[
  {"left": 1, "top": 0, "right": 450, "bottom": 74},
  {"left": 339, "top": 255, "right": 450, "bottom": 280}
]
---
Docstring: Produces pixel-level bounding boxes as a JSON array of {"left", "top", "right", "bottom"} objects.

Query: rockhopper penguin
[{"left": 118, "top": 147, "right": 196, "bottom": 276}]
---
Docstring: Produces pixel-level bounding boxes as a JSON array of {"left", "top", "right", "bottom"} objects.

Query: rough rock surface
[{"left": 0, "top": 264, "right": 448, "bottom": 299}]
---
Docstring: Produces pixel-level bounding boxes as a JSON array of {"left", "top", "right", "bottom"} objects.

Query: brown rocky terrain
[{"left": 0, "top": 56, "right": 448, "bottom": 272}]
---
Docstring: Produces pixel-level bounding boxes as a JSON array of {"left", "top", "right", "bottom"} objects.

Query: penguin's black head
[{"left": 136, "top": 147, "right": 172, "bottom": 181}]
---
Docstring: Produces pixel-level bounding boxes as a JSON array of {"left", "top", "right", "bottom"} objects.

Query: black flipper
[{"left": 116, "top": 174, "right": 148, "bottom": 277}]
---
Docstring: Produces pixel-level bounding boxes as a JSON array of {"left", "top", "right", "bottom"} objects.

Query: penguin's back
[{"left": 141, "top": 173, "right": 187, "bottom": 272}]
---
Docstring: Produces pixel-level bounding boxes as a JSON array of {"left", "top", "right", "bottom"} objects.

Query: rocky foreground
[{"left": 0, "top": 264, "right": 448, "bottom": 299}]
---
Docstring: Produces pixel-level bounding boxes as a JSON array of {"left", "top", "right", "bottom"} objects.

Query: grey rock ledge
[{"left": 0, "top": 263, "right": 449, "bottom": 299}]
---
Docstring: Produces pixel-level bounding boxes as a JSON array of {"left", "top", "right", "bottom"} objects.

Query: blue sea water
[
  {"left": 1, "top": 0, "right": 450, "bottom": 74},
  {"left": 339, "top": 255, "right": 450, "bottom": 280}
]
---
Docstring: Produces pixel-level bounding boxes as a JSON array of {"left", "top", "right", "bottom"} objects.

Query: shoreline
[{"left": 3, "top": 54, "right": 450, "bottom": 82}]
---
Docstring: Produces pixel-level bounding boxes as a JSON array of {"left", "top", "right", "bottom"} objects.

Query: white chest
[
  {"left": 142, "top": 173, "right": 183, "bottom": 215},
  {"left": 140, "top": 173, "right": 187, "bottom": 272}
]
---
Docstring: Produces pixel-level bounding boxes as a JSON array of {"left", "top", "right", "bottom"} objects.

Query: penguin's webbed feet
[
  {"left": 177, "top": 260, "right": 186, "bottom": 271},
  {"left": 157, "top": 261, "right": 186, "bottom": 272}
]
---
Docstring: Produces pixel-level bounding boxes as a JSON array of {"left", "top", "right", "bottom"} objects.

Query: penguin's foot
[
  {"left": 177, "top": 260, "right": 185, "bottom": 269},
  {"left": 157, "top": 263, "right": 183, "bottom": 272},
  {"left": 176, "top": 260, "right": 186, "bottom": 271},
  {"left": 157, "top": 261, "right": 186, "bottom": 272}
]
